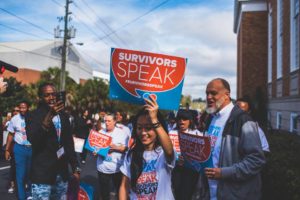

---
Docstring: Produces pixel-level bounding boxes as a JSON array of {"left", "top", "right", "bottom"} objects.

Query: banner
[
  {"left": 179, "top": 132, "right": 213, "bottom": 173},
  {"left": 109, "top": 48, "right": 187, "bottom": 110},
  {"left": 84, "top": 130, "right": 112, "bottom": 157},
  {"left": 78, "top": 182, "right": 94, "bottom": 200}
]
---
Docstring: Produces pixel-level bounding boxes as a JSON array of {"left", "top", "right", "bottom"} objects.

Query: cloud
[
  {"left": 75, "top": 2, "right": 237, "bottom": 99},
  {"left": 0, "top": 0, "right": 237, "bottom": 99}
]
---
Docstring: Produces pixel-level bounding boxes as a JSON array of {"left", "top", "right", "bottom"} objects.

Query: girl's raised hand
[{"left": 143, "top": 95, "right": 159, "bottom": 123}]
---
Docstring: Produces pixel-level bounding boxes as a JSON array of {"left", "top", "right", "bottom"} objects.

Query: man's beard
[{"left": 206, "top": 97, "right": 225, "bottom": 114}]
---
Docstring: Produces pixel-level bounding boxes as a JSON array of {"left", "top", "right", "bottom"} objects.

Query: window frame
[
  {"left": 277, "top": 0, "right": 283, "bottom": 78},
  {"left": 276, "top": 112, "right": 282, "bottom": 129},
  {"left": 290, "top": 0, "right": 300, "bottom": 72},
  {"left": 290, "top": 112, "right": 299, "bottom": 133},
  {"left": 268, "top": 3, "right": 273, "bottom": 83}
]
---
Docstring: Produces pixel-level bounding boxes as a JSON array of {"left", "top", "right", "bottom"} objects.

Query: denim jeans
[
  {"left": 14, "top": 143, "right": 32, "bottom": 200},
  {"left": 32, "top": 175, "right": 68, "bottom": 200}
]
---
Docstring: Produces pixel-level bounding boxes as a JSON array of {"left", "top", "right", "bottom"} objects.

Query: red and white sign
[
  {"left": 88, "top": 130, "right": 112, "bottom": 149},
  {"left": 169, "top": 133, "right": 181, "bottom": 153},
  {"left": 179, "top": 133, "right": 211, "bottom": 163}
]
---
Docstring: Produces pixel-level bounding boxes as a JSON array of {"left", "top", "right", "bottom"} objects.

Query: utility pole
[
  {"left": 54, "top": 0, "right": 76, "bottom": 91},
  {"left": 60, "top": 0, "right": 71, "bottom": 91}
]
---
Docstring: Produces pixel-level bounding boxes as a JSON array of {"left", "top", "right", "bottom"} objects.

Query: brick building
[
  {"left": 0, "top": 40, "right": 93, "bottom": 85},
  {"left": 234, "top": 0, "right": 300, "bottom": 134}
]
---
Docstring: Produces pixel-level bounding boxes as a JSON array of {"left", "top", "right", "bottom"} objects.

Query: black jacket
[
  {"left": 74, "top": 115, "right": 91, "bottom": 139},
  {"left": 26, "top": 103, "right": 79, "bottom": 184}
]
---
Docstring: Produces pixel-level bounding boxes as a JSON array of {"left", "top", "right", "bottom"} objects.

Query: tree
[
  {"left": 76, "top": 78, "right": 110, "bottom": 112},
  {"left": 0, "top": 77, "right": 30, "bottom": 113}
]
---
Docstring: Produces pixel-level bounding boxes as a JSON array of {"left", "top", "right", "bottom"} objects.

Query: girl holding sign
[
  {"left": 170, "top": 110, "right": 202, "bottom": 200},
  {"left": 119, "top": 96, "right": 176, "bottom": 200}
]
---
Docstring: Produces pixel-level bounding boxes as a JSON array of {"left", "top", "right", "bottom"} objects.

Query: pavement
[{"left": 0, "top": 151, "right": 103, "bottom": 200}]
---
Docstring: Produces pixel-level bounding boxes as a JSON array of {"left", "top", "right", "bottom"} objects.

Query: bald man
[{"left": 202, "top": 78, "right": 265, "bottom": 200}]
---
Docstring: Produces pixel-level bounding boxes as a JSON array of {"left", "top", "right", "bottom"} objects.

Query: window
[
  {"left": 276, "top": 112, "right": 282, "bottom": 129},
  {"left": 291, "top": 0, "right": 300, "bottom": 71},
  {"left": 277, "top": 0, "right": 283, "bottom": 78},
  {"left": 290, "top": 113, "right": 299, "bottom": 133},
  {"left": 268, "top": 4, "right": 273, "bottom": 83}
]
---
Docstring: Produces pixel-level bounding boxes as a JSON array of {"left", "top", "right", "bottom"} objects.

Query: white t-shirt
[
  {"left": 116, "top": 123, "right": 131, "bottom": 138},
  {"left": 97, "top": 126, "right": 130, "bottom": 174},
  {"left": 7, "top": 114, "right": 31, "bottom": 145},
  {"left": 206, "top": 102, "right": 234, "bottom": 200},
  {"left": 120, "top": 146, "right": 176, "bottom": 200}
]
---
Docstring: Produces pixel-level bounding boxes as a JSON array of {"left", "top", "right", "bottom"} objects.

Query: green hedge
[{"left": 262, "top": 130, "right": 300, "bottom": 200}]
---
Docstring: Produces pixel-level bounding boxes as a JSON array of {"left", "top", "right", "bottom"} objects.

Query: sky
[{"left": 0, "top": 0, "right": 237, "bottom": 100}]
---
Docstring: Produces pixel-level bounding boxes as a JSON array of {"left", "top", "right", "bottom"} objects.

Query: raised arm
[{"left": 144, "top": 96, "right": 174, "bottom": 163}]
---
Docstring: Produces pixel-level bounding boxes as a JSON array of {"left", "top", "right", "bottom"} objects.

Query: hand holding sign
[
  {"left": 85, "top": 130, "right": 112, "bottom": 157},
  {"left": 205, "top": 168, "right": 222, "bottom": 179}
]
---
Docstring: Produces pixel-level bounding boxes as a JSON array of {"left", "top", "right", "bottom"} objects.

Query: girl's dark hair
[{"left": 129, "top": 108, "right": 167, "bottom": 191}]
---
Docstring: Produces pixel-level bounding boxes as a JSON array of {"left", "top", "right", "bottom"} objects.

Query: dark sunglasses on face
[
  {"left": 13, "top": 109, "right": 20, "bottom": 112},
  {"left": 177, "top": 117, "right": 190, "bottom": 121},
  {"left": 136, "top": 124, "right": 154, "bottom": 132},
  {"left": 43, "top": 92, "right": 56, "bottom": 98}
]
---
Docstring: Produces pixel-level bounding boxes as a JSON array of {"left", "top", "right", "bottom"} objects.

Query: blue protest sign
[{"left": 109, "top": 48, "right": 187, "bottom": 110}]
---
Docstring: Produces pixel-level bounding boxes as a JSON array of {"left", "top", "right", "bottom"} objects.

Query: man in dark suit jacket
[{"left": 26, "top": 82, "right": 81, "bottom": 199}]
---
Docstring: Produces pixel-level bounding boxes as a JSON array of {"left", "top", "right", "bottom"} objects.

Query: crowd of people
[{"left": 0, "top": 78, "right": 268, "bottom": 200}]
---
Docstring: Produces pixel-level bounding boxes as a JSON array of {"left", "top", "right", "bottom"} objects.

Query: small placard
[{"left": 73, "top": 137, "right": 85, "bottom": 153}]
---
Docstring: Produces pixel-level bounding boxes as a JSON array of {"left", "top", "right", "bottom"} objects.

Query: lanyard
[{"left": 53, "top": 115, "right": 61, "bottom": 143}]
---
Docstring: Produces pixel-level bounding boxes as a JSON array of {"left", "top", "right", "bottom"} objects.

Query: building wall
[
  {"left": 3, "top": 68, "right": 41, "bottom": 85},
  {"left": 0, "top": 41, "right": 93, "bottom": 84},
  {"left": 267, "top": 0, "right": 300, "bottom": 134},
  {"left": 238, "top": 11, "right": 268, "bottom": 99},
  {"left": 235, "top": 0, "right": 300, "bottom": 134},
  {"left": 237, "top": 11, "right": 269, "bottom": 126}
]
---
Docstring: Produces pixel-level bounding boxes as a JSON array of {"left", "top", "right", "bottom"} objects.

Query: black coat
[
  {"left": 74, "top": 116, "right": 91, "bottom": 139},
  {"left": 26, "top": 103, "right": 79, "bottom": 184}
]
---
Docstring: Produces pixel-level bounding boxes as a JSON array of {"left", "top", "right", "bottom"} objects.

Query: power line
[
  {"left": 72, "top": 1, "right": 121, "bottom": 47},
  {"left": 0, "top": 7, "right": 53, "bottom": 36},
  {"left": 78, "top": 0, "right": 128, "bottom": 47},
  {"left": 77, "top": 48, "right": 107, "bottom": 69},
  {"left": 0, "top": 23, "right": 49, "bottom": 40},
  {"left": 72, "top": 12, "right": 111, "bottom": 47},
  {"left": 0, "top": 43, "right": 92, "bottom": 74},
  {"left": 51, "top": 0, "right": 64, "bottom": 7},
  {"left": 48, "top": 0, "right": 107, "bottom": 73},
  {"left": 95, "top": 0, "right": 170, "bottom": 42}
]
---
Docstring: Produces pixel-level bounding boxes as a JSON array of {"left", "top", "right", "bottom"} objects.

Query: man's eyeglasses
[
  {"left": 13, "top": 109, "right": 20, "bottom": 112},
  {"left": 136, "top": 124, "right": 154, "bottom": 132},
  {"left": 43, "top": 92, "right": 56, "bottom": 98}
]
